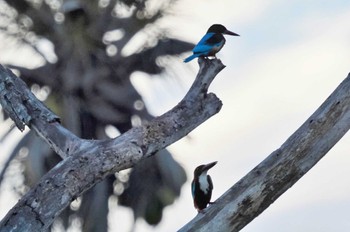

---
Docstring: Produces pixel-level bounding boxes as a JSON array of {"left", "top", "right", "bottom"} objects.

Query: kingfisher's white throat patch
[{"left": 198, "top": 171, "right": 209, "bottom": 193}]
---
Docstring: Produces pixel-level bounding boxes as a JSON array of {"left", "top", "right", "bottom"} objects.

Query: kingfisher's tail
[{"left": 184, "top": 54, "right": 198, "bottom": 63}]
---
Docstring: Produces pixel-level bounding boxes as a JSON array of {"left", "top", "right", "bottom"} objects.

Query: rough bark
[
  {"left": 0, "top": 58, "right": 225, "bottom": 232},
  {"left": 179, "top": 72, "right": 350, "bottom": 232}
]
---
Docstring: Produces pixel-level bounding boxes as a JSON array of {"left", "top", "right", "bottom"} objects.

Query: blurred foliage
[{"left": 0, "top": 0, "right": 192, "bottom": 231}]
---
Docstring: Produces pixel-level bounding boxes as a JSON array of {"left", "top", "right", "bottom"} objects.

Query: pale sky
[
  {"left": 130, "top": 0, "right": 350, "bottom": 231},
  {"left": 1, "top": 1, "right": 350, "bottom": 232}
]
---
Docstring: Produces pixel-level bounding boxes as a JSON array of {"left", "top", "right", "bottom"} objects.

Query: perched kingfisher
[
  {"left": 191, "top": 161, "right": 217, "bottom": 212},
  {"left": 184, "top": 24, "right": 239, "bottom": 62}
]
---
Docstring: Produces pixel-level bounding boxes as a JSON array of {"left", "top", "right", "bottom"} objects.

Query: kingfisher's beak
[
  {"left": 224, "top": 30, "right": 240, "bottom": 36},
  {"left": 203, "top": 161, "right": 218, "bottom": 171}
]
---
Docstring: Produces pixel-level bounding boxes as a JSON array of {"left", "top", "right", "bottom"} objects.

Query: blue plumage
[
  {"left": 184, "top": 24, "right": 239, "bottom": 63},
  {"left": 184, "top": 54, "right": 199, "bottom": 63},
  {"left": 191, "top": 181, "right": 195, "bottom": 198}
]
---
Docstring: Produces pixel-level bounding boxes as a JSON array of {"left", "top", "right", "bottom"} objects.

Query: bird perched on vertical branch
[
  {"left": 184, "top": 24, "right": 239, "bottom": 62},
  {"left": 191, "top": 161, "right": 217, "bottom": 212}
]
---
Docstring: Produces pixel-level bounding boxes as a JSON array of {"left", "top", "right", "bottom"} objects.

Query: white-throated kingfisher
[
  {"left": 184, "top": 24, "right": 239, "bottom": 62},
  {"left": 191, "top": 161, "right": 217, "bottom": 212}
]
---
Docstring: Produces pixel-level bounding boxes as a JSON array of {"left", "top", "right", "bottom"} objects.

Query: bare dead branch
[
  {"left": 179, "top": 72, "right": 350, "bottom": 232},
  {"left": 0, "top": 65, "right": 83, "bottom": 158},
  {"left": 0, "top": 58, "right": 225, "bottom": 231}
]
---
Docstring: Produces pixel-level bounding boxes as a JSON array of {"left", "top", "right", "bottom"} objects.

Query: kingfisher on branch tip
[
  {"left": 184, "top": 24, "right": 239, "bottom": 63},
  {"left": 191, "top": 161, "right": 217, "bottom": 212}
]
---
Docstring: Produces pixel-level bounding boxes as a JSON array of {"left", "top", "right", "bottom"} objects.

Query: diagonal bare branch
[
  {"left": 179, "top": 72, "right": 350, "bottom": 232},
  {"left": 0, "top": 58, "right": 225, "bottom": 231}
]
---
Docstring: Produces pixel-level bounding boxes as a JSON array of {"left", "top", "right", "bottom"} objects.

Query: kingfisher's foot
[{"left": 197, "top": 209, "right": 205, "bottom": 214}]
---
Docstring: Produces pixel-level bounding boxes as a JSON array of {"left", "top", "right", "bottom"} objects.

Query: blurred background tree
[{"left": 0, "top": 0, "right": 193, "bottom": 231}]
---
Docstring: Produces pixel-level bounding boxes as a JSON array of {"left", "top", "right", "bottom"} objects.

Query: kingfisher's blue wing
[
  {"left": 192, "top": 33, "right": 214, "bottom": 54},
  {"left": 191, "top": 180, "right": 195, "bottom": 199},
  {"left": 184, "top": 32, "right": 225, "bottom": 62},
  {"left": 192, "top": 33, "right": 224, "bottom": 55}
]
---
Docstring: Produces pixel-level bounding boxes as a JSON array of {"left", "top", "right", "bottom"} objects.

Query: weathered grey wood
[
  {"left": 179, "top": 72, "right": 350, "bottom": 232},
  {"left": 0, "top": 58, "right": 225, "bottom": 232},
  {"left": 0, "top": 65, "right": 85, "bottom": 159}
]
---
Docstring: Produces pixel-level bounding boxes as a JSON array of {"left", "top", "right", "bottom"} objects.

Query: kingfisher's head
[
  {"left": 194, "top": 161, "right": 218, "bottom": 178},
  {"left": 207, "top": 24, "right": 240, "bottom": 36}
]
